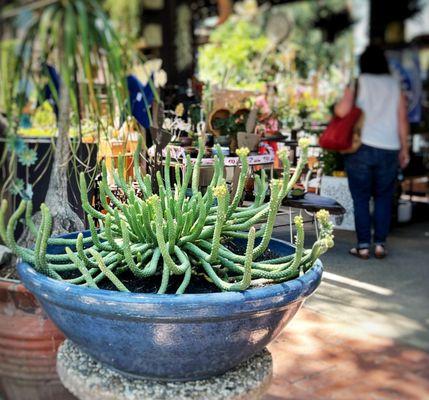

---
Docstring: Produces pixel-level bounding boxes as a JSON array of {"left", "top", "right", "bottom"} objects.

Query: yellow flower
[
  {"left": 294, "top": 215, "right": 304, "bottom": 228},
  {"left": 321, "top": 235, "right": 335, "bottom": 249},
  {"left": 298, "top": 137, "right": 311, "bottom": 150},
  {"left": 236, "top": 147, "right": 250, "bottom": 158},
  {"left": 277, "top": 148, "right": 289, "bottom": 159},
  {"left": 316, "top": 209, "right": 330, "bottom": 224},
  {"left": 146, "top": 194, "right": 159, "bottom": 207},
  {"left": 175, "top": 103, "right": 185, "bottom": 117},
  {"left": 213, "top": 184, "right": 228, "bottom": 198},
  {"left": 270, "top": 179, "right": 282, "bottom": 191}
]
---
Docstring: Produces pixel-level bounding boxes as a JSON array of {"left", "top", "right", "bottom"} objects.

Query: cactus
[{"left": 0, "top": 138, "right": 334, "bottom": 293}]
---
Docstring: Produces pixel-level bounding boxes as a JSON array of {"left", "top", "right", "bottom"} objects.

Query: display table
[
  {"left": 282, "top": 193, "right": 346, "bottom": 215},
  {"left": 57, "top": 340, "right": 273, "bottom": 400},
  {"left": 278, "top": 192, "right": 347, "bottom": 241},
  {"left": 148, "top": 146, "right": 275, "bottom": 190}
]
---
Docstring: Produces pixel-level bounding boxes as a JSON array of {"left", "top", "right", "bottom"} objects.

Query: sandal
[
  {"left": 349, "top": 247, "right": 370, "bottom": 260},
  {"left": 374, "top": 245, "right": 387, "bottom": 259}
]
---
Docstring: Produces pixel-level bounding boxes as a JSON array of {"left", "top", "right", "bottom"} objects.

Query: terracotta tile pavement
[{"left": 263, "top": 308, "right": 429, "bottom": 400}]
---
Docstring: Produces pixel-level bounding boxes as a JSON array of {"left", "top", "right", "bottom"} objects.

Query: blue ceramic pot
[{"left": 17, "top": 233, "right": 322, "bottom": 381}]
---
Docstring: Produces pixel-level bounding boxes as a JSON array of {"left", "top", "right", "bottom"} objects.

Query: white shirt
[{"left": 356, "top": 74, "right": 401, "bottom": 150}]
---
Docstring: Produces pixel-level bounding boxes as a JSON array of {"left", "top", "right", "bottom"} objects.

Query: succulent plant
[{"left": 0, "top": 138, "right": 334, "bottom": 293}]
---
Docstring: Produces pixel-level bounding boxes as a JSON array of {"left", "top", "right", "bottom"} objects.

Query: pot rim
[
  {"left": 17, "top": 237, "right": 323, "bottom": 321},
  {"left": 0, "top": 277, "right": 25, "bottom": 292}
]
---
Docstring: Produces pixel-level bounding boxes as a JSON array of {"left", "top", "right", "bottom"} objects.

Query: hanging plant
[{"left": 17, "top": 148, "right": 38, "bottom": 167}]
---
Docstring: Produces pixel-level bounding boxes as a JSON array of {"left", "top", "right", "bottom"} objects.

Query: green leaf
[{"left": 37, "top": 4, "right": 60, "bottom": 58}]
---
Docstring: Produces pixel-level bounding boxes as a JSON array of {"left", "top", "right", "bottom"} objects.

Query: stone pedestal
[{"left": 57, "top": 340, "right": 273, "bottom": 400}]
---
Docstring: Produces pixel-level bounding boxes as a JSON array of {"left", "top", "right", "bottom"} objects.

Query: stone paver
[
  {"left": 264, "top": 308, "right": 429, "bottom": 400},
  {"left": 274, "top": 219, "right": 429, "bottom": 351}
]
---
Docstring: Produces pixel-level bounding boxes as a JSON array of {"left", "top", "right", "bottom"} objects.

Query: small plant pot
[
  {"left": 17, "top": 232, "right": 323, "bottom": 382},
  {"left": 208, "top": 108, "right": 231, "bottom": 136},
  {"left": 212, "top": 146, "right": 230, "bottom": 156},
  {"left": 214, "top": 135, "right": 230, "bottom": 147},
  {"left": 0, "top": 278, "right": 75, "bottom": 400}
]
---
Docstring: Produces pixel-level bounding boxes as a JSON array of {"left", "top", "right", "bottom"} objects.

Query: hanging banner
[{"left": 387, "top": 48, "right": 422, "bottom": 123}]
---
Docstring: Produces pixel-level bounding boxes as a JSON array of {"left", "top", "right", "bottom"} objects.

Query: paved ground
[
  {"left": 265, "top": 309, "right": 429, "bottom": 400},
  {"left": 263, "top": 218, "right": 429, "bottom": 399}
]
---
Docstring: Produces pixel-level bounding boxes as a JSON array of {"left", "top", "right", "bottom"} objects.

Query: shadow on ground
[
  {"left": 274, "top": 217, "right": 429, "bottom": 351},
  {"left": 264, "top": 308, "right": 429, "bottom": 400}
]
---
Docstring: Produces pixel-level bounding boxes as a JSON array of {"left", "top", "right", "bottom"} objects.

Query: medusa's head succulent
[{"left": 0, "top": 138, "right": 334, "bottom": 293}]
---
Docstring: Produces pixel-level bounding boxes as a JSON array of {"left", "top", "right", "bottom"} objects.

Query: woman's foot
[
  {"left": 349, "top": 247, "right": 370, "bottom": 260},
  {"left": 374, "top": 244, "right": 387, "bottom": 259}
]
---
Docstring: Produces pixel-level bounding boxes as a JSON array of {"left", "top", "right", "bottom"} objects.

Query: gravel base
[{"left": 57, "top": 340, "right": 273, "bottom": 400}]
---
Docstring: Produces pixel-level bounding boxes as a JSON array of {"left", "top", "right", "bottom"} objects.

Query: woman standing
[{"left": 335, "top": 45, "right": 410, "bottom": 259}]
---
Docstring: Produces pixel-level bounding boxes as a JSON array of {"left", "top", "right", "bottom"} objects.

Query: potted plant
[
  {"left": 0, "top": 245, "right": 73, "bottom": 399},
  {"left": 0, "top": 2, "right": 134, "bottom": 398},
  {"left": 0, "top": 138, "right": 334, "bottom": 382},
  {"left": 0, "top": 273, "right": 75, "bottom": 400},
  {"left": 210, "top": 109, "right": 249, "bottom": 154},
  {"left": 4, "top": 0, "right": 130, "bottom": 245}
]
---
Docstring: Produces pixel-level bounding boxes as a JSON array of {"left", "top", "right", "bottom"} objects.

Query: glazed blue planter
[{"left": 17, "top": 232, "right": 323, "bottom": 381}]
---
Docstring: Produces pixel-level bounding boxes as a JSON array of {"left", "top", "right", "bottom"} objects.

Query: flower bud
[
  {"left": 213, "top": 184, "right": 228, "bottom": 198},
  {"left": 236, "top": 147, "right": 250, "bottom": 158}
]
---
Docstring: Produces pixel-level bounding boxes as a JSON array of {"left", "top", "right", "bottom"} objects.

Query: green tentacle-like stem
[
  {"left": 0, "top": 199, "right": 8, "bottom": 242},
  {"left": 251, "top": 180, "right": 281, "bottom": 259},
  {"left": 89, "top": 248, "right": 129, "bottom": 292},
  {"left": 80, "top": 172, "right": 106, "bottom": 220},
  {"left": 150, "top": 196, "right": 191, "bottom": 275},
  {"left": 25, "top": 201, "right": 38, "bottom": 237},
  {"left": 283, "top": 142, "right": 309, "bottom": 200},
  {"left": 209, "top": 184, "right": 228, "bottom": 263},
  {"left": 158, "top": 262, "right": 170, "bottom": 294},
  {"left": 192, "top": 137, "right": 205, "bottom": 194},
  {"left": 176, "top": 265, "right": 192, "bottom": 294},
  {"left": 228, "top": 148, "right": 249, "bottom": 217},
  {"left": 0, "top": 136, "right": 333, "bottom": 294},
  {"left": 290, "top": 215, "right": 305, "bottom": 272},
  {"left": 277, "top": 150, "right": 291, "bottom": 201},
  {"left": 178, "top": 155, "right": 192, "bottom": 206},
  {"left": 3, "top": 200, "right": 25, "bottom": 255},
  {"left": 34, "top": 204, "right": 53, "bottom": 276},
  {"left": 66, "top": 247, "right": 98, "bottom": 288}
]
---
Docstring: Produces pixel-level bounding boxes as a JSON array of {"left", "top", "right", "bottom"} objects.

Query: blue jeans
[{"left": 344, "top": 144, "right": 398, "bottom": 249}]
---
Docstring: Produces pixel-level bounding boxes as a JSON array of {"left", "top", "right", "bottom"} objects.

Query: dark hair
[{"left": 359, "top": 45, "right": 390, "bottom": 75}]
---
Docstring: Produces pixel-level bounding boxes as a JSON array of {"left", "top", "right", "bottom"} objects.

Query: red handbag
[{"left": 319, "top": 106, "right": 362, "bottom": 151}]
